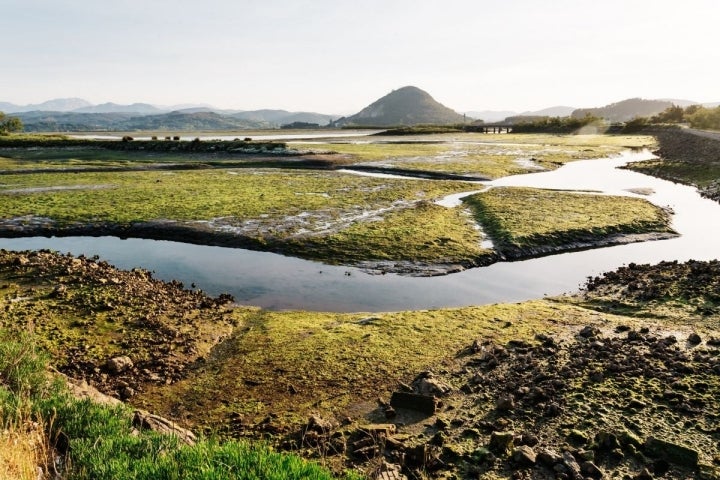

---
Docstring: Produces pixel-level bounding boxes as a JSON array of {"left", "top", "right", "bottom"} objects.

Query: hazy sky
[{"left": 2, "top": 0, "right": 718, "bottom": 114}]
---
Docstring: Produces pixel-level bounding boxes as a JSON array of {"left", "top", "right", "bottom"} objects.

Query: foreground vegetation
[
  {"left": 1, "top": 250, "right": 718, "bottom": 479},
  {"left": 0, "top": 331, "right": 360, "bottom": 479}
]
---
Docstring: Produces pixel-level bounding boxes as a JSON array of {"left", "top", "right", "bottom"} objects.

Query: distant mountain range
[
  {"left": 3, "top": 94, "right": 719, "bottom": 132},
  {"left": 0, "top": 98, "right": 338, "bottom": 131},
  {"left": 332, "top": 86, "right": 466, "bottom": 127}
]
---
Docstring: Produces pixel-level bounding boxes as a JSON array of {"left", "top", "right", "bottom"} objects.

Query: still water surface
[{"left": 2, "top": 151, "right": 719, "bottom": 312}]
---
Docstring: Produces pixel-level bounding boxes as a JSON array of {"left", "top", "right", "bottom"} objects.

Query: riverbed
[{"left": 1, "top": 150, "right": 719, "bottom": 312}]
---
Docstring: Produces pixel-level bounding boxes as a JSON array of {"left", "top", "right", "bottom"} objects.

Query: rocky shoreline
[{"left": 629, "top": 128, "right": 720, "bottom": 202}]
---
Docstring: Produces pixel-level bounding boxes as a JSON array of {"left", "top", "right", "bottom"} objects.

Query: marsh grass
[
  {"left": 464, "top": 187, "right": 674, "bottom": 254},
  {"left": 0, "top": 169, "right": 471, "bottom": 226},
  {"left": 283, "top": 201, "right": 492, "bottom": 264},
  {"left": 0, "top": 332, "right": 53, "bottom": 480}
]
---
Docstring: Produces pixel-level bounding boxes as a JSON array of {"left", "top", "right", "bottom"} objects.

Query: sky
[{"left": 2, "top": 0, "right": 719, "bottom": 114}]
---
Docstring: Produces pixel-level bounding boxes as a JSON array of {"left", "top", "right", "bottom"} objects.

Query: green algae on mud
[
  {"left": 281, "top": 201, "right": 494, "bottom": 268},
  {"left": 0, "top": 167, "right": 472, "bottom": 229},
  {"left": 463, "top": 187, "right": 676, "bottom": 258}
]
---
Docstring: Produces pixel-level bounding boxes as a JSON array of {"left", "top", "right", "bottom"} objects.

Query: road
[{"left": 684, "top": 127, "right": 720, "bottom": 141}]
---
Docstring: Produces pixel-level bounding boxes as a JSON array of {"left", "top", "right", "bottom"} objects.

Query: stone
[
  {"left": 414, "top": 376, "right": 452, "bottom": 396},
  {"left": 633, "top": 468, "right": 653, "bottom": 480},
  {"left": 354, "top": 445, "right": 380, "bottom": 460},
  {"left": 567, "top": 429, "right": 589, "bottom": 445},
  {"left": 581, "top": 460, "right": 604, "bottom": 478},
  {"left": 628, "top": 330, "right": 643, "bottom": 341},
  {"left": 698, "top": 463, "right": 720, "bottom": 480},
  {"left": 307, "top": 414, "right": 334, "bottom": 434},
  {"left": 645, "top": 436, "right": 699, "bottom": 468},
  {"left": 579, "top": 326, "right": 600, "bottom": 338},
  {"left": 119, "top": 386, "right": 135, "bottom": 400},
  {"left": 496, "top": 394, "right": 515, "bottom": 411},
  {"left": 688, "top": 333, "right": 702, "bottom": 345},
  {"left": 362, "top": 424, "right": 397, "bottom": 437},
  {"left": 14, "top": 255, "right": 30, "bottom": 266},
  {"left": 520, "top": 433, "right": 539, "bottom": 447},
  {"left": 512, "top": 445, "right": 537, "bottom": 466},
  {"left": 626, "top": 398, "right": 647, "bottom": 410},
  {"left": 375, "top": 462, "right": 407, "bottom": 480},
  {"left": 537, "top": 448, "right": 563, "bottom": 466},
  {"left": 562, "top": 451, "right": 582, "bottom": 480},
  {"left": 133, "top": 410, "right": 196, "bottom": 445},
  {"left": 578, "top": 449, "right": 595, "bottom": 461},
  {"left": 488, "top": 431, "right": 515, "bottom": 457},
  {"left": 65, "top": 377, "right": 121, "bottom": 406},
  {"left": 545, "top": 402, "right": 562, "bottom": 417},
  {"left": 105, "top": 355, "right": 133, "bottom": 374},
  {"left": 596, "top": 431, "right": 621, "bottom": 450},
  {"left": 617, "top": 429, "right": 643, "bottom": 449},
  {"left": 390, "top": 391, "right": 439, "bottom": 415}
]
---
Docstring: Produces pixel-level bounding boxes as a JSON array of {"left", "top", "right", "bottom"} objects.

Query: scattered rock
[
  {"left": 65, "top": 376, "right": 121, "bottom": 406},
  {"left": 596, "top": 431, "right": 621, "bottom": 450},
  {"left": 306, "top": 414, "right": 335, "bottom": 434},
  {"left": 375, "top": 462, "right": 407, "bottom": 480},
  {"left": 390, "top": 391, "right": 439, "bottom": 415},
  {"left": 579, "top": 326, "right": 601, "bottom": 338},
  {"left": 512, "top": 445, "right": 537, "bottom": 466},
  {"left": 562, "top": 451, "right": 583, "bottom": 480},
  {"left": 537, "top": 448, "right": 563, "bottom": 466},
  {"left": 496, "top": 394, "right": 515, "bottom": 412},
  {"left": 633, "top": 468, "right": 654, "bottom": 480},
  {"left": 619, "top": 429, "right": 643, "bottom": 449},
  {"left": 581, "top": 460, "right": 604, "bottom": 479},
  {"left": 645, "top": 436, "right": 699, "bottom": 468},
  {"left": 132, "top": 410, "right": 196, "bottom": 445},
  {"left": 105, "top": 355, "right": 133, "bottom": 374},
  {"left": 688, "top": 332, "right": 702, "bottom": 345},
  {"left": 413, "top": 375, "right": 452, "bottom": 396},
  {"left": 13, "top": 255, "right": 30, "bottom": 266},
  {"left": 119, "top": 386, "right": 135, "bottom": 400},
  {"left": 567, "top": 429, "right": 589, "bottom": 445},
  {"left": 488, "top": 431, "right": 515, "bottom": 457},
  {"left": 361, "top": 424, "right": 397, "bottom": 437}
]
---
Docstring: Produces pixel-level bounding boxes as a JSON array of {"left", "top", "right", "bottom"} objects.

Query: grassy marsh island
[{"left": 464, "top": 187, "right": 676, "bottom": 258}]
